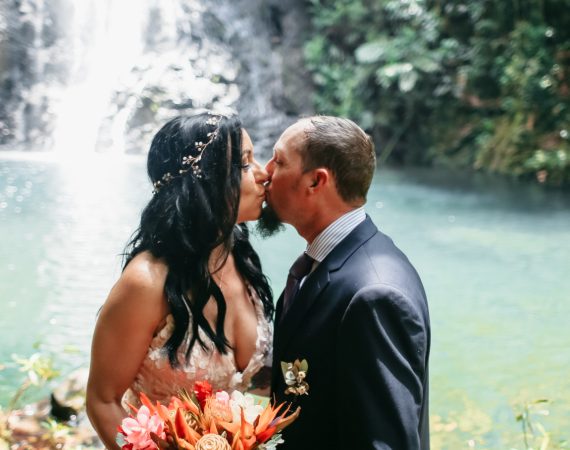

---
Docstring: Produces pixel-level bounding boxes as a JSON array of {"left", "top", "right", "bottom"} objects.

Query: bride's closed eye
[{"left": 241, "top": 148, "right": 253, "bottom": 171}]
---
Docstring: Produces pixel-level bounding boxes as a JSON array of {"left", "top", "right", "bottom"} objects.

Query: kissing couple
[{"left": 86, "top": 112, "right": 431, "bottom": 450}]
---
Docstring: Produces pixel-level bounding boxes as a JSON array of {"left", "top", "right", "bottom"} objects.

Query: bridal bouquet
[{"left": 116, "top": 381, "right": 300, "bottom": 450}]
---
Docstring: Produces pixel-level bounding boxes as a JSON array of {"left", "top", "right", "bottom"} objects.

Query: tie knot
[{"left": 289, "top": 252, "right": 314, "bottom": 279}]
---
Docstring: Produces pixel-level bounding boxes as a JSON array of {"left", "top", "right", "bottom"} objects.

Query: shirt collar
[{"left": 306, "top": 207, "right": 366, "bottom": 263}]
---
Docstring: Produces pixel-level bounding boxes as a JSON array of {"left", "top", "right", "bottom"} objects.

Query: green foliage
[
  {"left": 7, "top": 352, "right": 60, "bottom": 411},
  {"left": 303, "top": 0, "right": 570, "bottom": 185},
  {"left": 513, "top": 399, "right": 569, "bottom": 450},
  {"left": 472, "top": 19, "right": 570, "bottom": 184},
  {"left": 0, "top": 346, "right": 60, "bottom": 413},
  {"left": 0, "top": 348, "right": 61, "bottom": 448},
  {"left": 305, "top": 0, "right": 458, "bottom": 164}
]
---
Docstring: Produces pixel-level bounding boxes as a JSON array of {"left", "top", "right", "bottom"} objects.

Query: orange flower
[
  {"left": 121, "top": 384, "right": 300, "bottom": 450},
  {"left": 205, "top": 395, "right": 233, "bottom": 424},
  {"left": 217, "top": 400, "right": 300, "bottom": 450}
]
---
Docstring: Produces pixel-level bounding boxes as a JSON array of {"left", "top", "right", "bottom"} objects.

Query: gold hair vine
[{"left": 153, "top": 113, "right": 223, "bottom": 194}]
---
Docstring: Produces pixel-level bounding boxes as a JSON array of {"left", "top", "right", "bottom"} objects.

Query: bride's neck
[{"left": 208, "top": 245, "right": 231, "bottom": 275}]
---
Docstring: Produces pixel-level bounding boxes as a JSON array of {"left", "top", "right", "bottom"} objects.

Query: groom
[{"left": 260, "top": 116, "right": 431, "bottom": 450}]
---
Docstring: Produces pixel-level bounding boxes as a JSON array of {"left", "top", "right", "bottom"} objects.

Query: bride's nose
[{"left": 253, "top": 159, "right": 269, "bottom": 184}]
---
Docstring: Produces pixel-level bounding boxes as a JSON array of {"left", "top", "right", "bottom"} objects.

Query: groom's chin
[{"left": 255, "top": 204, "right": 285, "bottom": 238}]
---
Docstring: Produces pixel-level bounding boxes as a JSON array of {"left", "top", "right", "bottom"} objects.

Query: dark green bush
[{"left": 303, "top": 0, "right": 570, "bottom": 185}]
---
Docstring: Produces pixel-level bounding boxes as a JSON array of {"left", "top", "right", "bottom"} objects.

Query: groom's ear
[{"left": 308, "top": 168, "right": 329, "bottom": 191}]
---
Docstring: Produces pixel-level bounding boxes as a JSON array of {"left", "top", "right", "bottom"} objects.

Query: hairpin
[{"left": 153, "top": 113, "right": 223, "bottom": 193}]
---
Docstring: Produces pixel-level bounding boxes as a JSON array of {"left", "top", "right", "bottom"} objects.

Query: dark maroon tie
[{"left": 282, "top": 252, "right": 314, "bottom": 318}]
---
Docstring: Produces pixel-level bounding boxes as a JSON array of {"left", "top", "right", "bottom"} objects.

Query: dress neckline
[
  {"left": 226, "top": 285, "right": 263, "bottom": 374},
  {"left": 157, "top": 284, "right": 265, "bottom": 376},
  {"left": 124, "top": 285, "right": 272, "bottom": 408}
]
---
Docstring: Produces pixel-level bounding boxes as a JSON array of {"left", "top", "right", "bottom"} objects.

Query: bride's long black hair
[{"left": 123, "top": 112, "right": 273, "bottom": 367}]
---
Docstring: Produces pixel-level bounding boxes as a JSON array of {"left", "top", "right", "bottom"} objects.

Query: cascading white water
[
  {"left": 2, "top": 0, "right": 307, "bottom": 155},
  {"left": 51, "top": 0, "right": 151, "bottom": 154},
  {"left": 49, "top": 0, "right": 243, "bottom": 155}
]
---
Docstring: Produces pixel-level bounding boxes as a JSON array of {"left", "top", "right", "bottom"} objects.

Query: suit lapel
[
  {"left": 274, "top": 216, "right": 378, "bottom": 354},
  {"left": 274, "top": 263, "right": 330, "bottom": 353},
  {"left": 274, "top": 291, "right": 284, "bottom": 325}
]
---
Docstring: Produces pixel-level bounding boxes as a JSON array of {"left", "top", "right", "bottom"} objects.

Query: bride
[{"left": 86, "top": 112, "right": 273, "bottom": 449}]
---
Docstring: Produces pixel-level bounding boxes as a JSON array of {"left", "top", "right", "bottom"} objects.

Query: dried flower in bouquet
[{"left": 116, "top": 382, "right": 300, "bottom": 450}]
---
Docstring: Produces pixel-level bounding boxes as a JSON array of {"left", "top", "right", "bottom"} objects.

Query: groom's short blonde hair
[{"left": 299, "top": 116, "right": 376, "bottom": 203}]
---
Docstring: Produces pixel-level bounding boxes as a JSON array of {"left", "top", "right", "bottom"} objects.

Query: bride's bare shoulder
[
  {"left": 121, "top": 251, "right": 168, "bottom": 291},
  {"left": 104, "top": 251, "right": 169, "bottom": 313}
]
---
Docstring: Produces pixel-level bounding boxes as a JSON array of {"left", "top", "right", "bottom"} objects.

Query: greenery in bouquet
[{"left": 116, "top": 381, "right": 300, "bottom": 450}]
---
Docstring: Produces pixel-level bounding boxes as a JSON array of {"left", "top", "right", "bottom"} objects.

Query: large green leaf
[
  {"left": 377, "top": 63, "right": 413, "bottom": 80},
  {"left": 355, "top": 40, "right": 388, "bottom": 64},
  {"left": 413, "top": 55, "right": 440, "bottom": 73},
  {"left": 399, "top": 69, "right": 419, "bottom": 92}
]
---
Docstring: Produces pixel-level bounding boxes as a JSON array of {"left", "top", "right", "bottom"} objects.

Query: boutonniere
[{"left": 281, "top": 359, "right": 309, "bottom": 396}]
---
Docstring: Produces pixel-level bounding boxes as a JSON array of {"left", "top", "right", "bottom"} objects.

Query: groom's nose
[{"left": 265, "top": 158, "right": 275, "bottom": 177}]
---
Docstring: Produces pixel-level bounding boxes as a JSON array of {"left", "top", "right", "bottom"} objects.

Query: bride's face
[{"left": 236, "top": 129, "right": 268, "bottom": 223}]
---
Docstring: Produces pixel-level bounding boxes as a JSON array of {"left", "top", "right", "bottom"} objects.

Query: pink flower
[
  {"left": 121, "top": 405, "right": 165, "bottom": 449},
  {"left": 215, "top": 391, "right": 230, "bottom": 405},
  {"left": 205, "top": 390, "right": 233, "bottom": 423}
]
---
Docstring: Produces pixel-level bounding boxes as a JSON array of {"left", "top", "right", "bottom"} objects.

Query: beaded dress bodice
[{"left": 122, "top": 287, "right": 272, "bottom": 408}]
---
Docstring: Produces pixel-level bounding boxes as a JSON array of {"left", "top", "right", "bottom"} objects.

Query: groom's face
[{"left": 264, "top": 122, "right": 309, "bottom": 227}]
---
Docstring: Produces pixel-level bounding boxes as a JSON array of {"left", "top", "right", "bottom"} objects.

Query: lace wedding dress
[{"left": 122, "top": 286, "right": 272, "bottom": 407}]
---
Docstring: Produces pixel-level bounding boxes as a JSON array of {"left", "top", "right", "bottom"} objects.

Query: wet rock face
[
  {"left": 205, "top": 0, "right": 314, "bottom": 155},
  {"left": 267, "top": 0, "right": 315, "bottom": 118},
  {"left": 0, "top": 0, "right": 313, "bottom": 155},
  {"left": 0, "top": 0, "right": 72, "bottom": 148}
]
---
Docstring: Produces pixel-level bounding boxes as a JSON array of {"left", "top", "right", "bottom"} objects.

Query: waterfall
[
  {"left": 51, "top": 0, "right": 150, "bottom": 154},
  {"left": 0, "top": 0, "right": 311, "bottom": 155},
  {"left": 0, "top": 0, "right": 63, "bottom": 147}
]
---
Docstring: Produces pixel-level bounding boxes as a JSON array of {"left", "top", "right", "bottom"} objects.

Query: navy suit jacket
[{"left": 271, "top": 216, "right": 430, "bottom": 450}]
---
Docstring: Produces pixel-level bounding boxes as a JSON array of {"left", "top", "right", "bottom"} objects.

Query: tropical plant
[
  {"left": 303, "top": 0, "right": 570, "bottom": 185},
  {"left": 512, "top": 399, "right": 569, "bottom": 450}
]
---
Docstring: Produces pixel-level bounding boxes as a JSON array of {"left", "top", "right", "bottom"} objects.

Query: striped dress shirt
[{"left": 300, "top": 207, "right": 366, "bottom": 283}]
